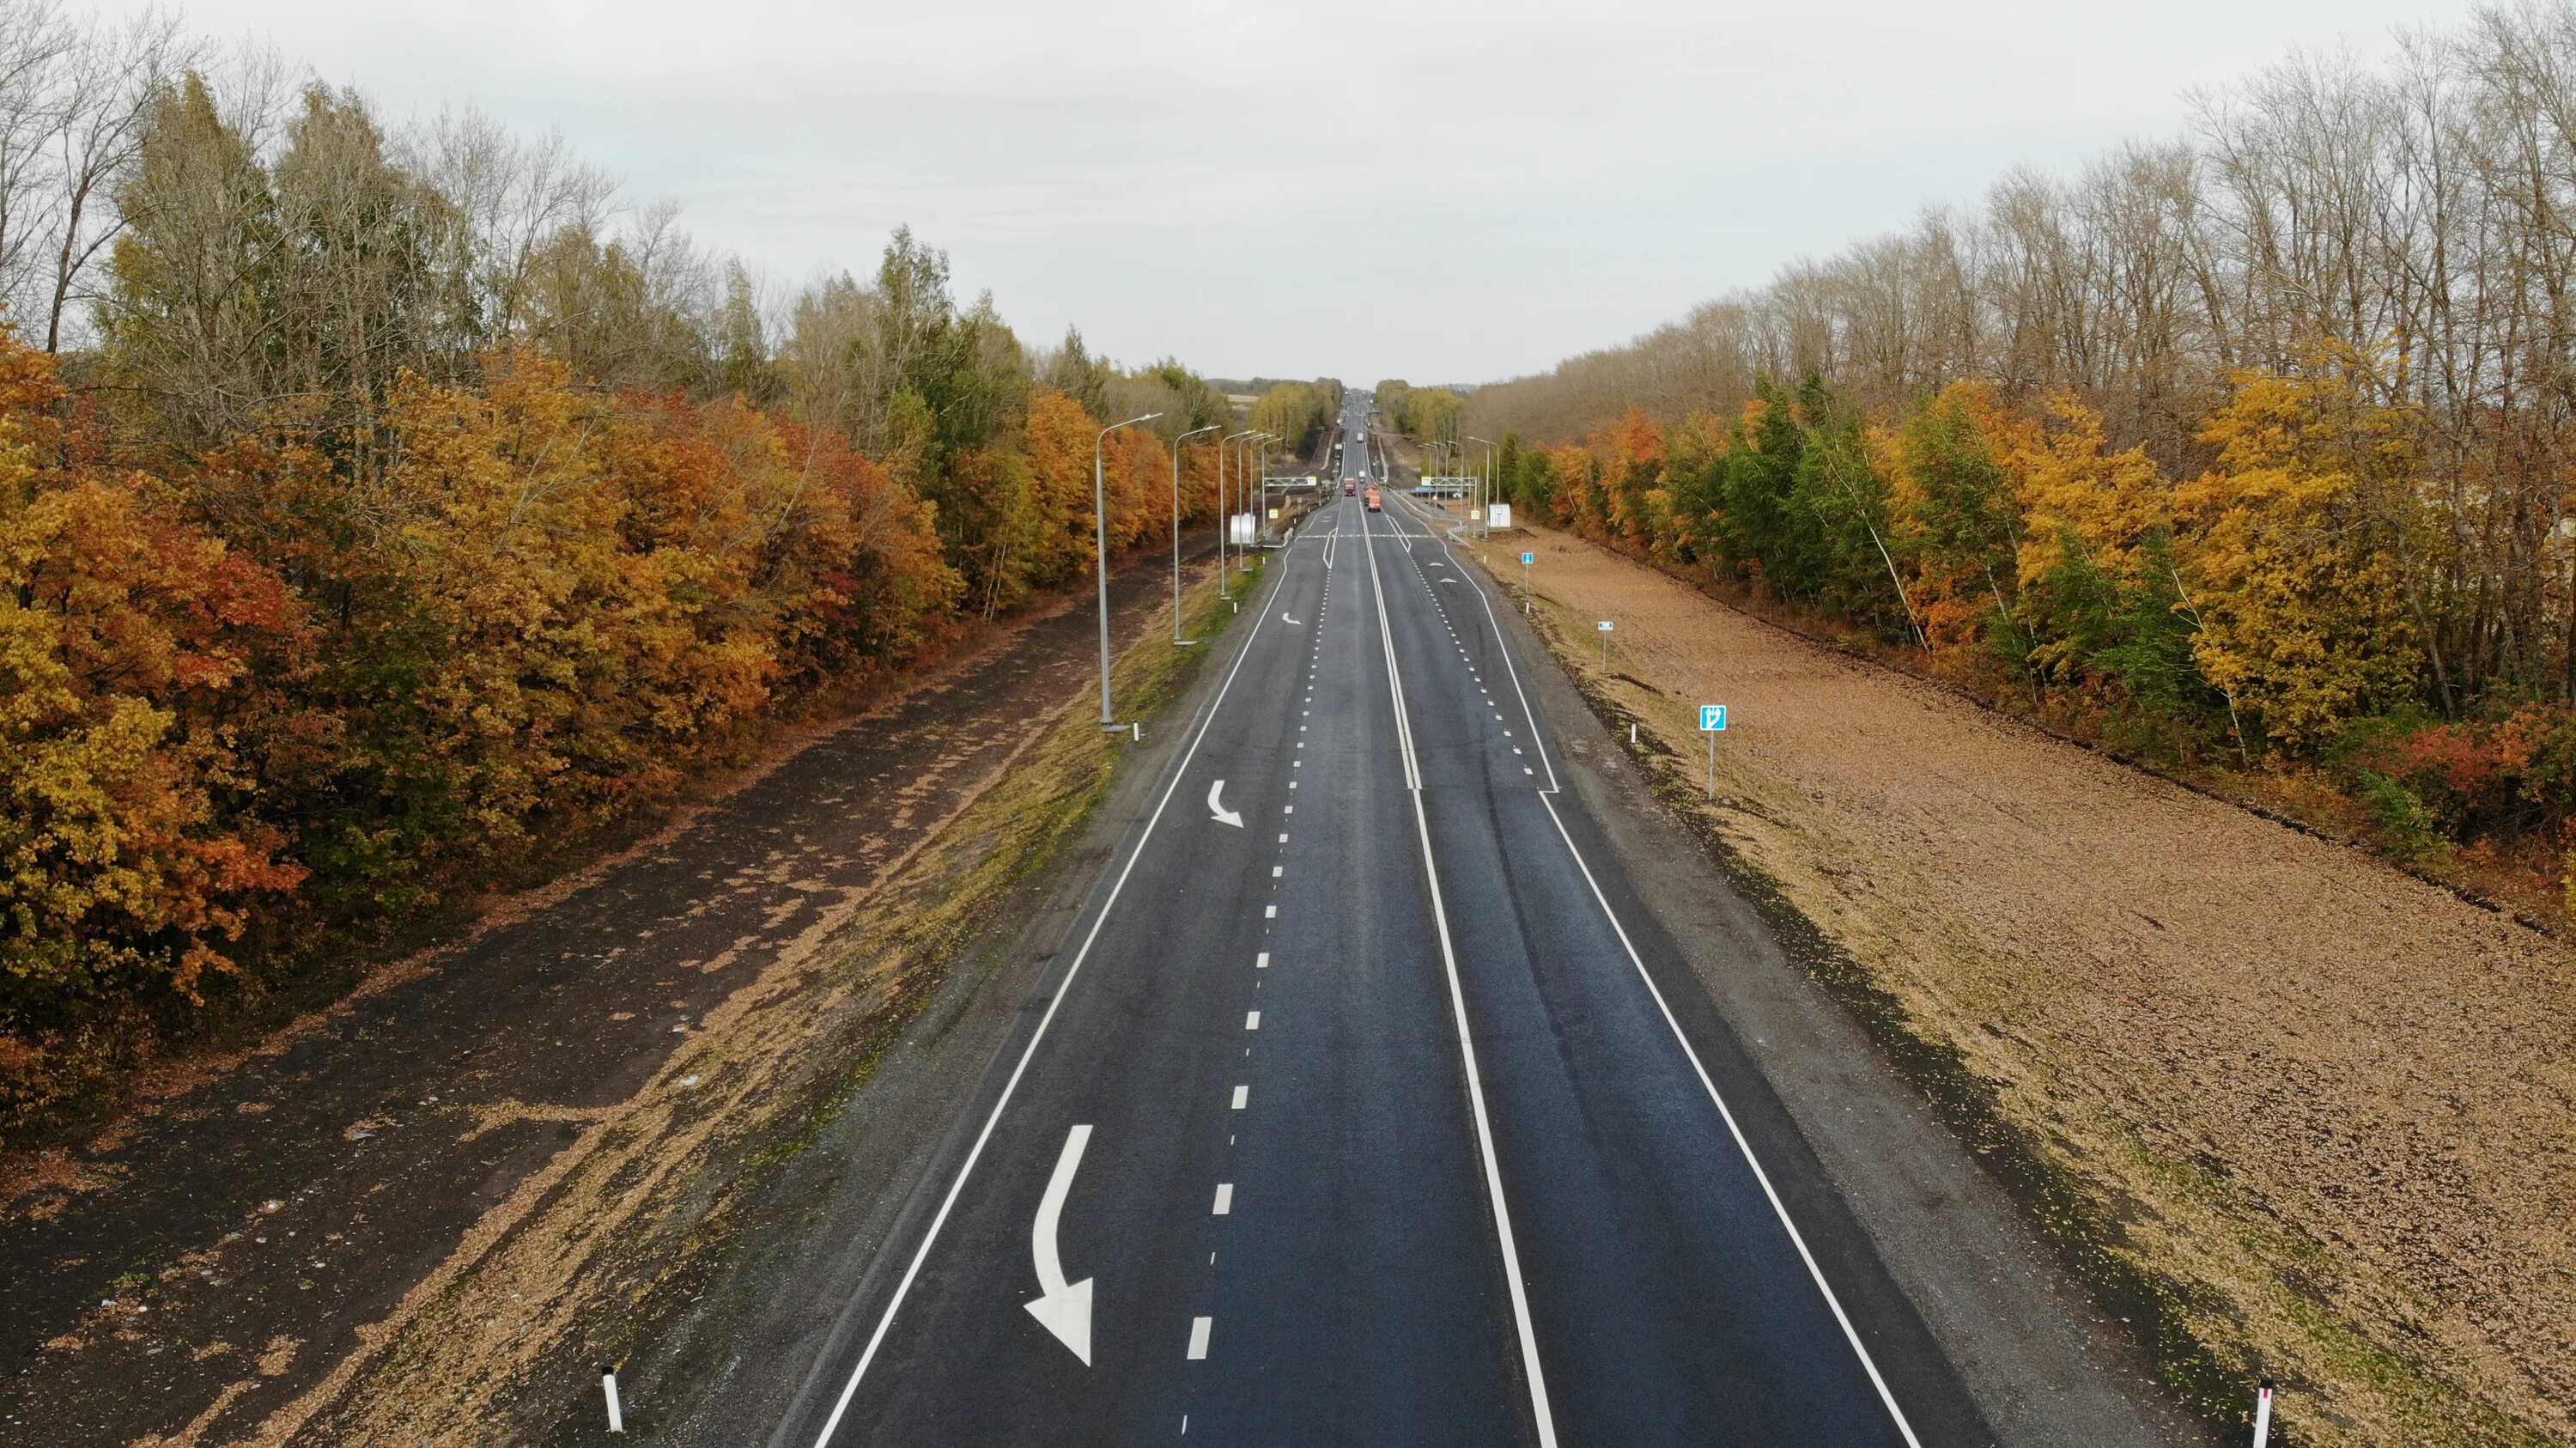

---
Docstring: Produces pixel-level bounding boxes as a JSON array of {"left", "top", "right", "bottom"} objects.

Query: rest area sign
[{"left": 1699, "top": 705, "right": 1728, "bottom": 731}]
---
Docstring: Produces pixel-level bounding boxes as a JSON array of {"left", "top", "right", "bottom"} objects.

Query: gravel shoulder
[{"left": 1461, "top": 516, "right": 2575, "bottom": 1448}]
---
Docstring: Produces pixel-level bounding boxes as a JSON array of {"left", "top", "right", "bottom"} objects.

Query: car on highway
[
  {"left": 1364, "top": 485, "right": 1382, "bottom": 511},
  {"left": 1345, "top": 480, "right": 1358, "bottom": 495}
]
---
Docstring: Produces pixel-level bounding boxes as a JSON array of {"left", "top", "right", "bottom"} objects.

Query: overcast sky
[{"left": 99, "top": 0, "right": 2483, "bottom": 385}]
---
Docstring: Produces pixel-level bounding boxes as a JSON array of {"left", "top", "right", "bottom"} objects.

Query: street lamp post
[
  {"left": 1467, "top": 435, "right": 1497, "bottom": 538},
  {"left": 1255, "top": 432, "right": 1277, "bottom": 558},
  {"left": 1220, "top": 427, "right": 1257, "bottom": 593},
  {"left": 1096, "top": 411, "right": 1162, "bottom": 731},
  {"left": 1173, "top": 423, "right": 1219, "bottom": 643}
]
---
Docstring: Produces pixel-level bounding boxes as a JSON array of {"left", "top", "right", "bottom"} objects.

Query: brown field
[{"left": 1471, "top": 520, "right": 2576, "bottom": 1447}]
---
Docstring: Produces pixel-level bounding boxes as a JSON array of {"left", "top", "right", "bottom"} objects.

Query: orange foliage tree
[{"left": 0, "top": 335, "right": 307, "bottom": 1112}]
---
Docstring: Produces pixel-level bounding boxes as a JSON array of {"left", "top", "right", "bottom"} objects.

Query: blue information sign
[
  {"left": 1521, "top": 551, "right": 1535, "bottom": 564},
  {"left": 1699, "top": 704, "right": 1728, "bottom": 731}
]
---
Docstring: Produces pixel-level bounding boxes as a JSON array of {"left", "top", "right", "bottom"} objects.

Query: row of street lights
[
  {"left": 1421, "top": 435, "right": 1501, "bottom": 539},
  {"left": 1093, "top": 415, "right": 1283, "bottom": 733}
]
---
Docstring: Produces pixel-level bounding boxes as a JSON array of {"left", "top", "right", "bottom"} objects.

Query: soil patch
[{"left": 1469, "top": 521, "right": 2575, "bottom": 1448}]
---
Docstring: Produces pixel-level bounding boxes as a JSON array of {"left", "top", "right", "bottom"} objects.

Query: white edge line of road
[
  {"left": 1533, "top": 791, "right": 1925, "bottom": 1446},
  {"left": 803, "top": 545, "right": 1296, "bottom": 1448},
  {"left": 1360, "top": 503, "right": 1561, "bottom": 1448},
  {"left": 1398, "top": 487, "right": 1920, "bottom": 1444}
]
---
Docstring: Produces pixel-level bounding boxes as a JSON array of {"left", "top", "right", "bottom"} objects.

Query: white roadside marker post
[
  {"left": 2252, "top": 1380, "right": 2274, "bottom": 1447},
  {"left": 1699, "top": 704, "right": 1728, "bottom": 798},
  {"left": 1596, "top": 618, "right": 1613, "bottom": 672},
  {"left": 600, "top": 1363, "right": 624, "bottom": 1433}
]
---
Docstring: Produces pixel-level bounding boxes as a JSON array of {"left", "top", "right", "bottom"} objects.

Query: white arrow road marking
[
  {"left": 1281, "top": 613, "right": 1301, "bottom": 625},
  {"left": 1024, "top": 1124, "right": 1096, "bottom": 1365},
  {"left": 1206, "top": 780, "right": 1243, "bottom": 828}
]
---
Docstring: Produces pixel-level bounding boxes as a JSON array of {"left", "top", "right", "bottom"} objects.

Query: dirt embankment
[
  {"left": 1473, "top": 522, "right": 2576, "bottom": 1448},
  {"left": 0, "top": 548, "right": 1230, "bottom": 1446}
]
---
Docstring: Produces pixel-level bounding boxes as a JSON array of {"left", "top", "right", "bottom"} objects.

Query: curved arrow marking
[
  {"left": 1281, "top": 613, "right": 1302, "bottom": 625},
  {"left": 1207, "top": 780, "right": 1243, "bottom": 828},
  {"left": 1024, "top": 1124, "right": 1095, "bottom": 1365}
]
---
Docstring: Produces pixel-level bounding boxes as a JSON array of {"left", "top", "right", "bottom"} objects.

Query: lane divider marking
[
  {"left": 802, "top": 523, "right": 1302, "bottom": 1444},
  {"left": 1360, "top": 503, "right": 1559, "bottom": 1447}
]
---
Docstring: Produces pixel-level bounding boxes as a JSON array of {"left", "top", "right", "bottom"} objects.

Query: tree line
[
  {"left": 1374, "top": 379, "right": 1462, "bottom": 445},
  {"left": 1467, "top": 1, "right": 2576, "bottom": 885},
  {"left": 0, "top": 13, "right": 1254, "bottom": 1141}
]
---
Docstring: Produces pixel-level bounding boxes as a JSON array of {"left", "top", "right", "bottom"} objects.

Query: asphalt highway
[{"left": 764, "top": 393, "right": 1996, "bottom": 1446}]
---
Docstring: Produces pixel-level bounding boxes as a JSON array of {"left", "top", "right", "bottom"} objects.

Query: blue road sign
[
  {"left": 1521, "top": 551, "right": 1535, "bottom": 564},
  {"left": 1699, "top": 704, "right": 1728, "bottom": 731}
]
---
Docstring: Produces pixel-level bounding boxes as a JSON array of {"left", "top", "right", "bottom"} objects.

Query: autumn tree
[{"left": 0, "top": 334, "right": 305, "bottom": 1069}]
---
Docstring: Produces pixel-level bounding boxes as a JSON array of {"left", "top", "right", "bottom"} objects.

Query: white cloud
[{"left": 98, "top": 0, "right": 2484, "bottom": 382}]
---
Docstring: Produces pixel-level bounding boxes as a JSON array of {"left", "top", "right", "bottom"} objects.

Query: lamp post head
[{"left": 1097, "top": 411, "right": 1160, "bottom": 441}]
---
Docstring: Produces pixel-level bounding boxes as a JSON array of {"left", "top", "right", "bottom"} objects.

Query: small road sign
[
  {"left": 1698, "top": 704, "right": 1729, "bottom": 796},
  {"left": 1521, "top": 551, "right": 1535, "bottom": 564},
  {"left": 1595, "top": 619, "right": 1613, "bottom": 631}
]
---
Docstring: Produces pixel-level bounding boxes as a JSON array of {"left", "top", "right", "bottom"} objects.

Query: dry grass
[{"left": 1474, "top": 523, "right": 2575, "bottom": 1447}]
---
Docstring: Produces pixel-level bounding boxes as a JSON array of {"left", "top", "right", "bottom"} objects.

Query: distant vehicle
[
  {"left": 1345, "top": 480, "right": 1358, "bottom": 495},
  {"left": 1364, "top": 486, "right": 1382, "bottom": 511}
]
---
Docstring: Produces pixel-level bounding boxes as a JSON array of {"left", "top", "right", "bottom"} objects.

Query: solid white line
[
  {"left": 1187, "top": 1317, "right": 1213, "bottom": 1360},
  {"left": 1359, "top": 506, "right": 1559, "bottom": 1446},
  {"left": 1534, "top": 788, "right": 1924, "bottom": 1446},
  {"left": 803, "top": 541, "right": 1298, "bottom": 1446},
  {"left": 1212, "top": 1183, "right": 1233, "bottom": 1215}
]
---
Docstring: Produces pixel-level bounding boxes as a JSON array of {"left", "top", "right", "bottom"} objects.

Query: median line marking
[
  {"left": 1212, "top": 1183, "right": 1233, "bottom": 1214},
  {"left": 1358, "top": 502, "right": 1558, "bottom": 1445},
  {"left": 1230, "top": 1086, "right": 1249, "bottom": 1109},
  {"left": 1187, "top": 1317, "right": 1212, "bottom": 1360},
  {"left": 1245, "top": 1011, "right": 1261, "bottom": 1030}
]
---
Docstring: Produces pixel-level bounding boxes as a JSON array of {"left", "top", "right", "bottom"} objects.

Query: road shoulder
[{"left": 1463, "top": 534, "right": 2202, "bottom": 1448}]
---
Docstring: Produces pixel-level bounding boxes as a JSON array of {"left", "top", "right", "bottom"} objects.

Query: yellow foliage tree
[{"left": 2176, "top": 362, "right": 2421, "bottom": 751}]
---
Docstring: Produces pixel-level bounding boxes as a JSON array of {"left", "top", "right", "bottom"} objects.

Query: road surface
[{"left": 762, "top": 394, "right": 1995, "bottom": 1446}]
